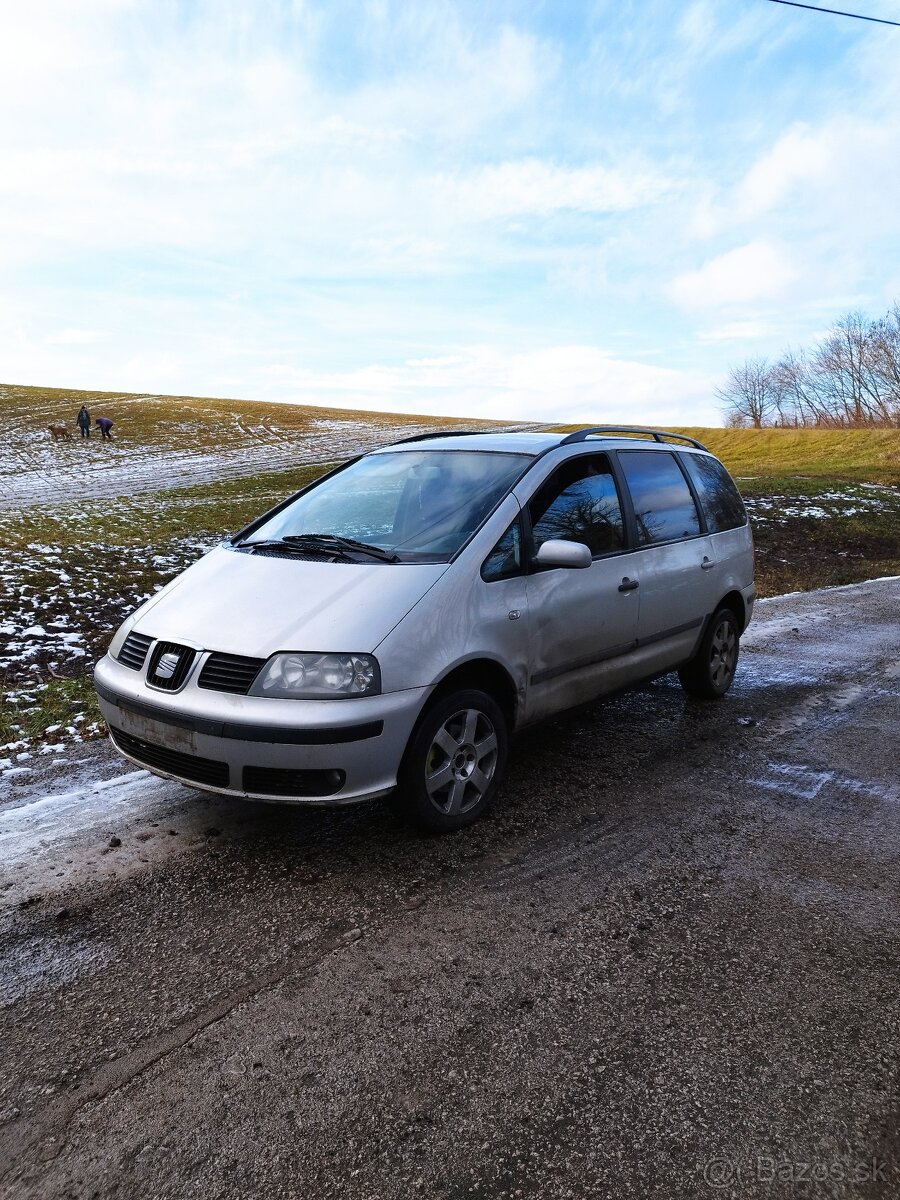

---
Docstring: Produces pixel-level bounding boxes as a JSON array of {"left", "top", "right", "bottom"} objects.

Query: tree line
[{"left": 716, "top": 304, "right": 900, "bottom": 428}]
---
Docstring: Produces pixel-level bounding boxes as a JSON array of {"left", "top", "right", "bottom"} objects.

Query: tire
[
  {"left": 397, "top": 689, "right": 509, "bottom": 832},
  {"left": 678, "top": 606, "right": 740, "bottom": 699}
]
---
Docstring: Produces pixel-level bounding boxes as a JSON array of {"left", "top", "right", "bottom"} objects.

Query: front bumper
[{"left": 93, "top": 654, "right": 429, "bottom": 805}]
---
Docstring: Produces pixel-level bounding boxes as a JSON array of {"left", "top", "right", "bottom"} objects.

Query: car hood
[{"left": 130, "top": 545, "right": 448, "bottom": 658}]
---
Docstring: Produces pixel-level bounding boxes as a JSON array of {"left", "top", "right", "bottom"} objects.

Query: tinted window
[
  {"left": 618, "top": 451, "right": 701, "bottom": 545},
  {"left": 529, "top": 455, "right": 624, "bottom": 556},
  {"left": 681, "top": 453, "right": 747, "bottom": 532},
  {"left": 481, "top": 519, "right": 522, "bottom": 581}
]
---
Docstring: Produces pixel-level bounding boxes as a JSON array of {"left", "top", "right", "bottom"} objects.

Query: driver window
[{"left": 529, "top": 455, "right": 625, "bottom": 557}]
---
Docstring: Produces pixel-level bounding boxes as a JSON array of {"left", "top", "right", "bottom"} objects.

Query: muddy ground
[{"left": 1, "top": 579, "right": 899, "bottom": 1199}]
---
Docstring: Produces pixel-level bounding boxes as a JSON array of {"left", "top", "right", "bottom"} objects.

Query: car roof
[
  {"left": 372, "top": 432, "right": 563, "bottom": 455},
  {"left": 371, "top": 427, "right": 710, "bottom": 456}
]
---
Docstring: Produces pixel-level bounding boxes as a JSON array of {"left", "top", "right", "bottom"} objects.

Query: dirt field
[{"left": 1, "top": 579, "right": 898, "bottom": 1199}]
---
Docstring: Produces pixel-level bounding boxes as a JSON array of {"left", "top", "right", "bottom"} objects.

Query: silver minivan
[{"left": 94, "top": 427, "right": 755, "bottom": 831}]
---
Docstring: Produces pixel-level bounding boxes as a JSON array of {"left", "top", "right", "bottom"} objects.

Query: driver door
[{"left": 523, "top": 454, "right": 641, "bottom": 723}]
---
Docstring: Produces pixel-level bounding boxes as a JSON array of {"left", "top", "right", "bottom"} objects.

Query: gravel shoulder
[{"left": 1, "top": 578, "right": 899, "bottom": 1200}]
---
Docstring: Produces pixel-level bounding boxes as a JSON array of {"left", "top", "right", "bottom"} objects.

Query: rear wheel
[
  {"left": 398, "top": 689, "right": 509, "bottom": 832},
  {"left": 678, "top": 607, "right": 740, "bottom": 699}
]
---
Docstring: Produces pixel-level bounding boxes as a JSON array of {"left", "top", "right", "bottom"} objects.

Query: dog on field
[{"left": 48, "top": 424, "right": 71, "bottom": 441}]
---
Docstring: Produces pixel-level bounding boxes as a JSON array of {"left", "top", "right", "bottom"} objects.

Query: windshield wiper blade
[
  {"left": 236, "top": 538, "right": 351, "bottom": 560},
  {"left": 282, "top": 534, "right": 400, "bottom": 563}
]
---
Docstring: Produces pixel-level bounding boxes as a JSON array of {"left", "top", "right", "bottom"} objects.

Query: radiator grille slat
[
  {"left": 117, "top": 632, "right": 153, "bottom": 671},
  {"left": 198, "top": 652, "right": 265, "bottom": 695}
]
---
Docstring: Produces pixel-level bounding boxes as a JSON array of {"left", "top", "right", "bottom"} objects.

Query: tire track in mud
[
  {"left": 0, "top": 917, "right": 361, "bottom": 1176},
  {"left": 0, "top": 796, "right": 662, "bottom": 1182}
]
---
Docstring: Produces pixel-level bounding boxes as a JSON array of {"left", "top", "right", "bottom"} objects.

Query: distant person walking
[
  {"left": 95, "top": 416, "right": 113, "bottom": 440},
  {"left": 76, "top": 405, "right": 91, "bottom": 438}
]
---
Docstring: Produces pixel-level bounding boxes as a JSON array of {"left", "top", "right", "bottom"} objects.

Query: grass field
[{"left": 1, "top": 383, "right": 898, "bottom": 768}]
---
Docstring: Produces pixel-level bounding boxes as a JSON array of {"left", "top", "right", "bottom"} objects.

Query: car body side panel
[{"left": 522, "top": 556, "right": 641, "bottom": 723}]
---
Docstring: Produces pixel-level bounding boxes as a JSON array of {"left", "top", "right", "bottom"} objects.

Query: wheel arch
[
  {"left": 426, "top": 657, "right": 519, "bottom": 729},
  {"left": 717, "top": 589, "right": 748, "bottom": 633}
]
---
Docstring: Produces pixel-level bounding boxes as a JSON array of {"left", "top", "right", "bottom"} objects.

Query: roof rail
[
  {"left": 388, "top": 424, "right": 556, "bottom": 448},
  {"left": 387, "top": 429, "right": 491, "bottom": 447},
  {"left": 558, "top": 426, "right": 708, "bottom": 451}
]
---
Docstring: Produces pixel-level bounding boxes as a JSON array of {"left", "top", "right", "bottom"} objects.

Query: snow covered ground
[{"left": 0, "top": 405, "right": 441, "bottom": 511}]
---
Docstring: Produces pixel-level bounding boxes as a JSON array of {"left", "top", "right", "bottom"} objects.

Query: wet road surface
[{"left": 1, "top": 579, "right": 899, "bottom": 1199}]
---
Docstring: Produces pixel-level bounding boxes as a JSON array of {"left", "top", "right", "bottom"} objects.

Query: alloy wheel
[{"left": 424, "top": 707, "right": 499, "bottom": 815}]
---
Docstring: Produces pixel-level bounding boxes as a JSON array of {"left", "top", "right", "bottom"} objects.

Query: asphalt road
[{"left": 1, "top": 578, "right": 899, "bottom": 1200}]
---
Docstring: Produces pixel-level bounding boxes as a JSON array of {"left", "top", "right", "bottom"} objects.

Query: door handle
[
  {"left": 700, "top": 557, "right": 715, "bottom": 570},
  {"left": 618, "top": 578, "right": 640, "bottom": 592}
]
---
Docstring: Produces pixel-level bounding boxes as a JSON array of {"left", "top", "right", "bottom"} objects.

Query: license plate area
[{"left": 116, "top": 705, "right": 197, "bottom": 754}]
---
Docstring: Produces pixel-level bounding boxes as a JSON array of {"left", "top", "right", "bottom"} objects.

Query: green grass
[
  {"left": 1, "top": 677, "right": 101, "bottom": 751},
  {"left": 0, "top": 380, "right": 486, "bottom": 452},
  {"left": 670, "top": 427, "right": 900, "bottom": 484},
  {"left": 0, "top": 461, "right": 330, "bottom": 550},
  {"left": 549, "top": 425, "right": 900, "bottom": 485}
]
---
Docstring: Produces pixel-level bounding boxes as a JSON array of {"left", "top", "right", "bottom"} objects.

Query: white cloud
[
  {"left": 668, "top": 241, "right": 796, "bottom": 310},
  {"left": 440, "top": 159, "right": 674, "bottom": 220},
  {"left": 46, "top": 329, "right": 103, "bottom": 345},
  {"left": 259, "top": 345, "right": 718, "bottom": 426},
  {"left": 696, "top": 320, "right": 773, "bottom": 343}
]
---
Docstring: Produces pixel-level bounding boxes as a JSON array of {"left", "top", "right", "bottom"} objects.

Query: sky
[{"left": 2, "top": 0, "right": 900, "bottom": 426}]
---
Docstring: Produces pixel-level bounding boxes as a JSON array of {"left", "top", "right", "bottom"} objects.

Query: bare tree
[
  {"left": 869, "top": 304, "right": 900, "bottom": 425},
  {"left": 715, "top": 357, "right": 777, "bottom": 428},
  {"left": 717, "top": 300, "right": 900, "bottom": 428}
]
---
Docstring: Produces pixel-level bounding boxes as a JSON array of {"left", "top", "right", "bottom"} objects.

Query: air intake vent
[
  {"left": 110, "top": 727, "right": 229, "bottom": 788},
  {"left": 117, "top": 631, "right": 153, "bottom": 671},
  {"left": 242, "top": 765, "right": 345, "bottom": 797},
  {"left": 240, "top": 546, "right": 351, "bottom": 562},
  {"left": 198, "top": 652, "right": 265, "bottom": 695},
  {"left": 146, "top": 641, "right": 195, "bottom": 691}
]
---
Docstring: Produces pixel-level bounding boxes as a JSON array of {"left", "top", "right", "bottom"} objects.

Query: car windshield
[{"left": 242, "top": 449, "right": 532, "bottom": 562}]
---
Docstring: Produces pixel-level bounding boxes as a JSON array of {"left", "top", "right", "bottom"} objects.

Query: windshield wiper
[
  {"left": 282, "top": 534, "right": 400, "bottom": 563},
  {"left": 236, "top": 538, "right": 353, "bottom": 561}
]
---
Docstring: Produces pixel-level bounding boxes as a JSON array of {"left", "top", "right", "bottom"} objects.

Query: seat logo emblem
[{"left": 155, "top": 651, "right": 180, "bottom": 679}]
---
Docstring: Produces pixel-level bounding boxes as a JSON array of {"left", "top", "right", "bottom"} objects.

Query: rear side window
[
  {"left": 680, "top": 454, "right": 747, "bottom": 532},
  {"left": 529, "top": 455, "right": 625, "bottom": 557},
  {"left": 617, "top": 451, "right": 701, "bottom": 545}
]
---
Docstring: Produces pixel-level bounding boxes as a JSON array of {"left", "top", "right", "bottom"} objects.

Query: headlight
[{"left": 249, "top": 652, "right": 381, "bottom": 699}]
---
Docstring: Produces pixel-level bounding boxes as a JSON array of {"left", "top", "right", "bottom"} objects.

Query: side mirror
[{"left": 533, "top": 539, "right": 592, "bottom": 570}]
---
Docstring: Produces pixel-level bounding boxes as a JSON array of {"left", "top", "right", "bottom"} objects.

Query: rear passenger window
[
  {"left": 680, "top": 454, "right": 747, "bottom": 532},
  {"left": 529, "top": 455, "right": 624, "bottom": 556},
  {"left": 618, "top": 451, "right": 701, "bottom": 545}
]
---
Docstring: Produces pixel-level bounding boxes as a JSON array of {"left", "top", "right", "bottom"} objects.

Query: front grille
[
  {"left": 117, "top": 631, "right": 153, "bottom": 671},
  {"left": 242, "top": 765, "right": 345, "bottom": 797},
  {"left": 110, "top": 727, "right": 229, "bottom": 788},
  {"left": 146, "top": 641, "right": 195, "bottom": 691},
  {"left": 198, "top": 652, "right": 265, "bottom": 695}
]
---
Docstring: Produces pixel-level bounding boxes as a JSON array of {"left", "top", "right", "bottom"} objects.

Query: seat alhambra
[{"left": 94, "top": 427, "right": 755, "bottom": 831}]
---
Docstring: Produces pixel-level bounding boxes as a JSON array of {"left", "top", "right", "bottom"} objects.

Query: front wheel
[
  {"left": 397, "top": 689, "right": 509, "bottom": 832},
  {"left": 678, "top": 607, "right": 740, "bottom": 699}
]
